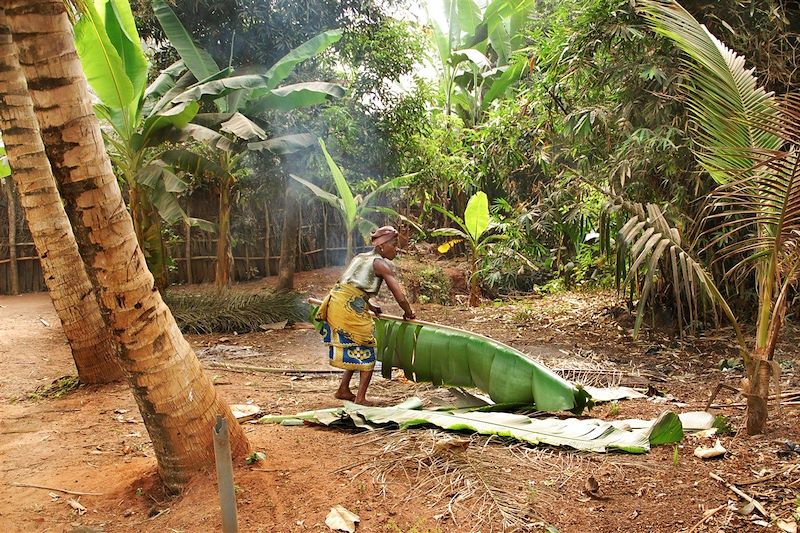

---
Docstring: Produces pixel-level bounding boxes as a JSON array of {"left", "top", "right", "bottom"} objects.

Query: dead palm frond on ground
[{"left": 164, "top": 289, "right": 309, "bottom": 333}]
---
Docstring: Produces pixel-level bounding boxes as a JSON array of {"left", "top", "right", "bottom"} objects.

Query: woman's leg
[
  {"left": 334, "top": 370, "right": 356, "bottom": 401},
  {"left": 355, "top": 370, "right": 374, "bottom": 405}
]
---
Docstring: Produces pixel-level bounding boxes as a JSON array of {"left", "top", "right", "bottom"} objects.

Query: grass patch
[
  {"left": 164, "top": 289, "right": 310, "bottom": 334},
  {"left": 27, "top": 375, "right": 80, "bottom": 400}
]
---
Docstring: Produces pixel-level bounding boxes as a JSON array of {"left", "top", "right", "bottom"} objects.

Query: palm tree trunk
[
  {"left": 215, "top": 181, "right": 233, "bottom": 288},
  {"left": 7, "top": 0, "right": 249, "bottom": 491},
  {"left": 0, "top": 12, "right": 122, "bottom": 383},
  {"left": 746, "top": 256, "right": 777, "bottom": 435},
  {"left": 277, "top": 186, "right": 299, "bottom": 290}
]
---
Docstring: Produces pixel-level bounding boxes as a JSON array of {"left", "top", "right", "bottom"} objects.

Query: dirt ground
[{"left": 1, "top": 266, "right": 799, "bottom": 532}]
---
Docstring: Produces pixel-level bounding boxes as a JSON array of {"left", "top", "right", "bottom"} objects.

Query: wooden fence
[{"left": 0, "top": 183, "right": 378, "bottom": 295}]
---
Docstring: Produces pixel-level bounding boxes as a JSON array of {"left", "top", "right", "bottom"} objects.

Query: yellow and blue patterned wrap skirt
[{"left": 316, "top": 283, "right": 377, "bottom": 371}]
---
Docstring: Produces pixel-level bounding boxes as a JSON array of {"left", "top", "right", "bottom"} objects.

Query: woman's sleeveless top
[{"left": 339, "top": 251, "right": 393, "bottom": 295}]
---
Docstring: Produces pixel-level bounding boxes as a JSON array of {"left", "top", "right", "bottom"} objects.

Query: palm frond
[
  {"left": 165, "top": 290, "right": 310, "bottom": 334},
  {"left": 637, "top": 0, "right": 781, "bottom": 183},
  {"left": 610, "top": 198, "right": 745, "bottom": 348}
]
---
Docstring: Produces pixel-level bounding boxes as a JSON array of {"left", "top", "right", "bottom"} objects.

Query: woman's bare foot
[
  {"left": 354, "top": 397, "right": 377, "bottom": 406},
  {"left": 334, "top": 390, "right": 356, "bottom": 401}
]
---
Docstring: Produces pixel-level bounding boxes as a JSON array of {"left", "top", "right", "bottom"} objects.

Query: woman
[{"left": 316, "top": 225, "right": 415, "bottom": 405}]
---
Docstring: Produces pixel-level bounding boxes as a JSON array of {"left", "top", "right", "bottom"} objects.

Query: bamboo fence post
[
  {"left": 5, "top": 179, "right": 18, "bottom": 295},
  {"left": 322, "top": 203, "right": 328, "bottom": 267},
  {"left": 263, "top": 201, "right": 271, "bottom": 276},
  {"left": 185, "top": 203, "right": 193, "bottom": 285}
]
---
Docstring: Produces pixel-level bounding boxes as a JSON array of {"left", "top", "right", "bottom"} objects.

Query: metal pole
[{"left": 213, "top": 415, "right": 238, "bottom": 533}]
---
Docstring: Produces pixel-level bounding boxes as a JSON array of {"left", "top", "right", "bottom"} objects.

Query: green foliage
[
  {"left": 404, "top": 265, "right": 453, "bottom": 305},
  {"left": 164, "top": 289, "right": 310, "bottom": 334},
  {"left": 427, "top": 0, "right": 536, "bottom": 124},
  {"left": 268, "top": 398, "right": 688, "bottom": 453},
  {"left": 245, "top": 451, "right": 267, "bottom": 464}
]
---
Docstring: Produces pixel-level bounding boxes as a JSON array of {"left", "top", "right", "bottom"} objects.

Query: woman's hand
[
  {"left": 403, "top": 310, "right": 416, "bottom": 320},
  {"left": 369, "top": 303, "right": 382, "bottom": 316}
]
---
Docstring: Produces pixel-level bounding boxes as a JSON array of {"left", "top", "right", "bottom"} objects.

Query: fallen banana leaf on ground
[
  {"left": 258, "top": 397, "right": 683, "bottom": 453},
  {"left": 309, "top": 300, "right": 592, "bottom": 414}
]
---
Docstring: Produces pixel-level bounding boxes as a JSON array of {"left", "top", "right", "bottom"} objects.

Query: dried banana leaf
[{"left": 259, "top": 398, "right": 683, "bottom": 454}]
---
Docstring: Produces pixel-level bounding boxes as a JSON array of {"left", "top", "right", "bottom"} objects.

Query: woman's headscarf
[{"left": 370, "top": 225, "right": 399, "bottom": 246}]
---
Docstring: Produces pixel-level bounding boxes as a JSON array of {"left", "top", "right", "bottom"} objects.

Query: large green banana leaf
[
  {"left": 308, "top": 300, "right": 592, "bottom": 413},
  {"left": 372, "top": 314, "right": 592, "bottom": 414},
  {"left": 258, "top": 398, "right": 683, "bottom": 454}
]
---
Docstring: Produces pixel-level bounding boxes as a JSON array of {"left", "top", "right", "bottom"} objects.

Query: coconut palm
[
  {"left": 0, "top": 10, "right": 123, "bottom": 383},
  {"left": 6, "top": 0, "right": 249, "bottom": 490},
  {"left": 624, "top": 0, "right": 799, "bottom": 434}
]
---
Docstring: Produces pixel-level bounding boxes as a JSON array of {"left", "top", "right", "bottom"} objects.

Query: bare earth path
[{"left": 1, "top": 270, "right": 799, "bottom": 532}]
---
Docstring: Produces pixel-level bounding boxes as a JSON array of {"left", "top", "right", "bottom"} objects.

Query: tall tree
[
  {"left": 6, "top": 0, "right": 249, "bottom": 490},
  {"left": 0, "top": 10, "right": 122, "bottom": 383}
]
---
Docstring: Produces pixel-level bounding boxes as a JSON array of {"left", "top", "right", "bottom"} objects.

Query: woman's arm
[{"left": 373, "top": 258, "right": 415, "bottom": 320}]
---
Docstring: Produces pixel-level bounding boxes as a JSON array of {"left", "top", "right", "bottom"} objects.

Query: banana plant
[
  {"left": 152, "top": 0, "right": 345, "bottom": 287},
  {"left": 432, "top": 191, "right": 529, "bottom": 306},
  {"left": 290, "top": 138, "right": 417, "bottom": 262},
  {"left": 73, "top": 0, "right": 214, "bottom": 288},
  {"left": 632, "top": 0, "right": 800, "bottom": 434},
  {"left": 428, "top": 0, "right": 535, "bottom": 124}
]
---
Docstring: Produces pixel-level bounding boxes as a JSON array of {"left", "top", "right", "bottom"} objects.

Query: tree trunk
[
  {"left": 184, "top": 203, "right": 192, "bottom": 285},
  {"left": 345, "top": 229, "right": 353, "bottom": 264},
  {"left": 468, "top": 251, "right": 481, "bottom": 306},
  {"left": 0, "top": 13, "right": 122, "bottom": 382},
  {"left": 263, "top": 200, "right": 271, "bottom": 276},
  {"left": 745, "top": 350, "right": 771, "bottom": 435},
  {"left": 215, "top": 182, "right": 233, "bottom": 288},
  {"left": 277, "top": 186, "right": 299, "bottom": 291},
  {"left": 7, "top": 0, "right": 249, "bottom": 492},
  {"left": 4, "top": 176, "right": 18, "bottom": 295}
]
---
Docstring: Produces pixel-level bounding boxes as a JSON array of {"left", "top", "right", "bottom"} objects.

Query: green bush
[{"left": 404, "top": 265, "right": 452, "bottom": 305}]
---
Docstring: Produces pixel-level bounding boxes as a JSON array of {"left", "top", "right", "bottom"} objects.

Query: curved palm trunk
[
  {"left": 7, "top": 0, "right": 249, "bottom": 491},
  {"left": 0, "top": 13, "right": 122, "bottom": 383}
]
